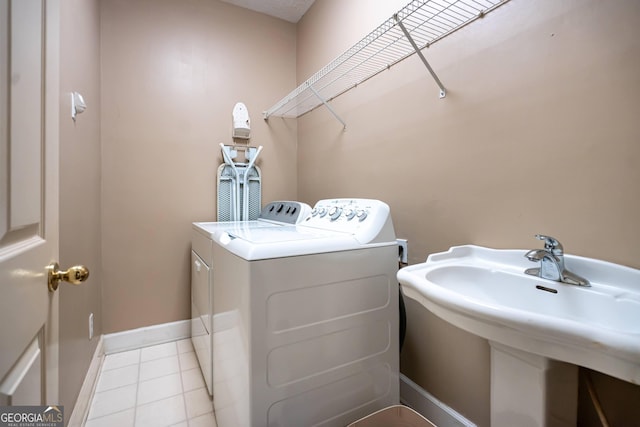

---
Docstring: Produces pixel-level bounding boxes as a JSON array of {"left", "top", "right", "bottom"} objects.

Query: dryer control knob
[
  {"left": 356, "top": 210, "right": 368, "bottom": 222},
  {"left": 329, "top": 206, "right": 342, "bottom": 220},
  {"left": 317, "top": 207, "right": 327, "bottom": 217}
]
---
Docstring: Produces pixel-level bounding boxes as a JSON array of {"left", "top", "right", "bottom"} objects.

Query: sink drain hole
[{"left": 536, "top": 285, "right": 558, "bottom": 294}]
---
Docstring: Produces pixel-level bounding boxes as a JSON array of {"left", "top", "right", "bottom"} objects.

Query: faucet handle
[{"left": 535, "top": 234, "right": 563, "bottom": 255}]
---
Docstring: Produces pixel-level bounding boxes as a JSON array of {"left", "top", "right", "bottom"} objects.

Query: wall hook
[{"left": 71, "top": 92, "right": 86, "bottom": 121}]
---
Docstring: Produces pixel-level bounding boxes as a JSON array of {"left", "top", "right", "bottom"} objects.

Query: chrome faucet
[{"left": 524, "top": 235, "right": 590, "bottom": 287}]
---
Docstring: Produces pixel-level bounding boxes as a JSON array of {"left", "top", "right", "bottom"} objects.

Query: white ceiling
[{"left": 221, "top": 0, "right": 316, "bottom": 23}]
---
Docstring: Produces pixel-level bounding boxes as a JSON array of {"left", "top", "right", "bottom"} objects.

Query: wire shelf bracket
[
  {"left": 309, "top": 84, "right": 347, "bottom": 129},
  {"left": 263, "top": 0, "right": 511, "bottom": 126},
  {"left": 395, "top": 14, "right": 446, "bottom": 99}
]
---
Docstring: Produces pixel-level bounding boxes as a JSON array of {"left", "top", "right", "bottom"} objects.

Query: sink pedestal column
[{"left": 490, "top": 342, "right": 578, "bottom": 427}]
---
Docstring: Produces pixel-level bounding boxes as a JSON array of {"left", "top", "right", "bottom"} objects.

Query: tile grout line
[
  {"left": 177, "top": 341, "right": 190, "bottom": 426},
  {"left": 132, "top": 349, "right": 141, "bottom": 426}
]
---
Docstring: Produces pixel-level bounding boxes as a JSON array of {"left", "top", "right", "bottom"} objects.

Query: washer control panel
[
  {"left": 303, "top": 198, "right": 395, "bottom": 244},
  {"left": 259, "top": 201, "right": 312, "bottom": 224}
]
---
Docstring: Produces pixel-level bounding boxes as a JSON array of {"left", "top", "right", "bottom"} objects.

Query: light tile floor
[{"left": 85, "top": 339, "right": 217, "bottom": 427}]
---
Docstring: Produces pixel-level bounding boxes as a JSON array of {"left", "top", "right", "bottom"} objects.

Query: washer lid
[
  {"left": 215, "top": 226, "right": 387, "bottom": 260},
  {"left": 225, "top": 225, "right": 343, "bottom": 243}
]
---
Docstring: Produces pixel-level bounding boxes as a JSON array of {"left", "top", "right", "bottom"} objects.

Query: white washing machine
[
  {"left": 191, "top": 201, "right": 312, "bottom": 396},
  {"left": 195, "top": 198, "right": 399, "bottom": 427}
]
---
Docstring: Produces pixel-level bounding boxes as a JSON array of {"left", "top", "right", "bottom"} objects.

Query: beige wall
[
  {"left": 59, "top": 0, "right": 102, "bottom": 420},
  {"left": 57, "top": 0, "right": 640, "bottom": 423},
  {"left": 294, "top": 0, "right": 640, "bottom": 425},
  {"left": 99, "top": 0, "right": 297, "bottom": 333}
]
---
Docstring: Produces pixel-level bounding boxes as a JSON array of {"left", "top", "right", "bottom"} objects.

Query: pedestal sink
[{"left": 397, "top": 245, "right": 640, "bottom": 427}]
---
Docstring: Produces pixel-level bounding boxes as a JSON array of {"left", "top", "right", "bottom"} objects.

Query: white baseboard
[
  {"left": 67, "top": 336, "right": 104, "bottom": 427},
  {"left": 103, "top": 319, "right": 191, "bottom": 355},
  {"left": 400, "top": 373, "right": 477, "bottom": 427}
]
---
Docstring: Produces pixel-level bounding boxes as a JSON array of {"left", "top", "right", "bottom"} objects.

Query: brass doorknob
[{"left": 47, "top": 262, "right": 90, "bottom": 292}]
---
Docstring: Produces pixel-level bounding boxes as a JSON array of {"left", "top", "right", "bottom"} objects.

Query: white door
[{"left": 0, "top": 0, "right": 61, "bottom": 406}]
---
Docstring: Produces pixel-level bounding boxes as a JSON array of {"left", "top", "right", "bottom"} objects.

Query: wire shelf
[{"left": 263, "top": 0, "right": 510, "bottom": 120}]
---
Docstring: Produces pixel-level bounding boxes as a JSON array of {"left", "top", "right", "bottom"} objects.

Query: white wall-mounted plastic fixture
[
  {"left": 71, "top": 91, "right": 86, "bottom": 121},
  {"left": 232, "top": 102, "right": 250, "bottom": 139}
]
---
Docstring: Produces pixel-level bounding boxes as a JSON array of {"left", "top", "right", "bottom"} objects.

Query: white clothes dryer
[
  {"left": 197, "top": 198, "right": 399, "bottom": 427},
  {"left": 191, "top": 201, "right": 312, "bottom": 396}
]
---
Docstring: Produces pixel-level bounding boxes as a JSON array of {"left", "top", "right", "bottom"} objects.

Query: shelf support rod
[
  {"left": 395, "top": 14, "right": 446, "bottom": 99},
  {"left": 308, "top": 85, "right": 347, "bottom": 129}
]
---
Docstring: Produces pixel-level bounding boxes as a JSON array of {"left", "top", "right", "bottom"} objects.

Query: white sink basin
[{"left": 398, "top": 245, "right": 640, "bottom": 384}]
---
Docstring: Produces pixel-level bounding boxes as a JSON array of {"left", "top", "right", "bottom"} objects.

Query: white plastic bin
[{"left": 348, "top": 405, "right": 436, "bottom": 427}]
